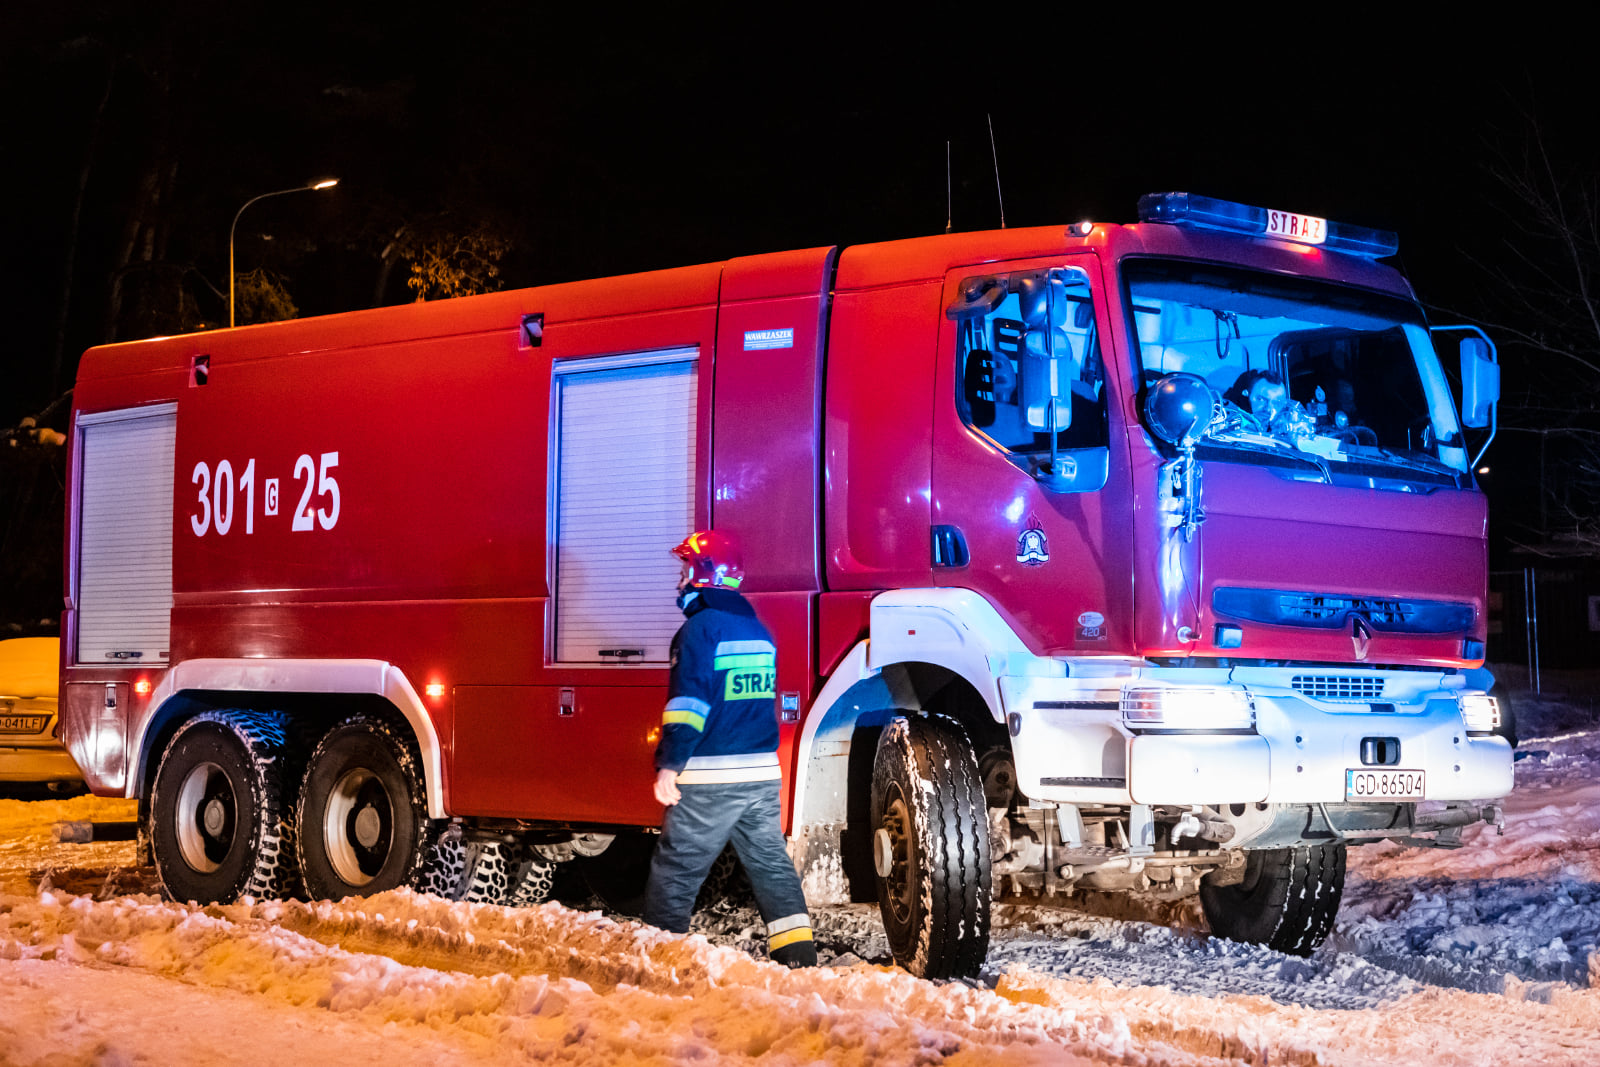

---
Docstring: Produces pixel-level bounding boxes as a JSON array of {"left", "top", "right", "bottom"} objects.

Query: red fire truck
[{"left": 60, "top": 192, "right": 1511, "bottom": 978}]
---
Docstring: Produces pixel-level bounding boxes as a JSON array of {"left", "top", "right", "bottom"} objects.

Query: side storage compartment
[{"left": 64, "top": 404, "right": 177, "bottom": 794}]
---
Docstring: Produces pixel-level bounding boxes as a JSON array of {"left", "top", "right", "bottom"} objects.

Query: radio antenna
[
  {"left": 945, "top": 141, "right": 953, "bottom": 234},
  {"left": 987, "top": 113, "right": 1006, "bottom": 228}
]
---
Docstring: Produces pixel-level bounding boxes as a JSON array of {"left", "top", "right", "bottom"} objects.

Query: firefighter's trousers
[{"left": 644, "top": 778, "right": 816, "bottom": 966}]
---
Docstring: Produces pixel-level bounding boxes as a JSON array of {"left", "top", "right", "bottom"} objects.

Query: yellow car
[{"left": 0, "top": 637, "right": 84, "bottom": 792}]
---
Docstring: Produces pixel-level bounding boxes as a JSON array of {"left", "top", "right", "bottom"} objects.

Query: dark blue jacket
[{"left": 655, "top": 588, "right": 781, "bottom": 783}]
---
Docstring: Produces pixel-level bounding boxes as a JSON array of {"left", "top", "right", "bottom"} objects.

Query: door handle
[{"left": 931, "top": 524, "right": 969, "bottom": 568}]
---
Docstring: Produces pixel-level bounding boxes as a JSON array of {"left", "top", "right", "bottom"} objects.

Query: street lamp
[{"left": 228, "top": 178, "right": 339, "bottom": 328}]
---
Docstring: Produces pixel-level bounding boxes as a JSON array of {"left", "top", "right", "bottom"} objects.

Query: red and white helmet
[{"left": 670, "top": 530, "right": 744, "bottom": 590}]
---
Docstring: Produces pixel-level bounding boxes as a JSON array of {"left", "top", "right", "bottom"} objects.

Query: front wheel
[
  {"left": 1199, "top": 842, "right": 1346, "bottom": 956},
  {"left": 870, "top": 714, "right": 992, "bottom": 979},
  {"left": 296, "top": 713, "right": 431, "bottom": 900}
]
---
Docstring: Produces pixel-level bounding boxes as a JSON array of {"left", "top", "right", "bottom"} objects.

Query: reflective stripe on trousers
[{"left": 766, "top": 911, "right": 813, "bottom": 950}]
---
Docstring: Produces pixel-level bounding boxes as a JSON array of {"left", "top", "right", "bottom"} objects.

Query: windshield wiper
[
  {"left": 1198, "top": 436, "right": 1331, "bottom": 480},
  {"left": 1353, "top": 445, "right": 1457, "bottom": 479}
]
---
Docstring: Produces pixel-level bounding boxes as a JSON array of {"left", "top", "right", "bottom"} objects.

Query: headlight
[
  {"left": 1458, "top": 692, "right": 1501, "bottom": 734},
  {"left": 1121, "top": 686, "right": 1255, "bottom": 730}
]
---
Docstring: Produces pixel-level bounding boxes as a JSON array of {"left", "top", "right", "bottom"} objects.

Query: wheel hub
[
  {"left": 879, "top": 789, "right": 915, "bottom": 924},
  {"left": 873, "top": 828, "right": 895, "bottom": 878},
  {"left": 202, "top": 797, "right": 228, "bottom": 837},
  {"left": 323, "top": 768, "right": 394, "bottom": 886},
  {"left": 173, "top": 760, "right": 235, "bottom": 874},
  {"left": 353, "top": 805, "right": 382, "bottom": 849}
]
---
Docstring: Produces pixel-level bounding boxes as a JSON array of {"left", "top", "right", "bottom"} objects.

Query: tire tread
[
  {"left": 1201, "top": 841, "right": 1346, "bottom": 957},
  {"left": 872, "top": 714, "right": 991, "bottom": 979}
]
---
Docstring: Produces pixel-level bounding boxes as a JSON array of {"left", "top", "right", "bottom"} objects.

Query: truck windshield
[{"left": 1124, "top": 259, "right": 1469, "bottom": 489}]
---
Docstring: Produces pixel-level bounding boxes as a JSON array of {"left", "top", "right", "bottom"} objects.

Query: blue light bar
[{"left": 1137, "top": 192, "right": 1399, "bottom": 258}]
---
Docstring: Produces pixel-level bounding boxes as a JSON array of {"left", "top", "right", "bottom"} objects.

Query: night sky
[{"left": 1, "top": 12, "right": 1591, "bottom": 517}]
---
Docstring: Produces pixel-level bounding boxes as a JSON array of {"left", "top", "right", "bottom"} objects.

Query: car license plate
[
  {"left": 1345, "top": 768, "right": 1425, "bottom": 801},
  {"left": 0, "top": 714, "right": 48, "bottom": 734}
]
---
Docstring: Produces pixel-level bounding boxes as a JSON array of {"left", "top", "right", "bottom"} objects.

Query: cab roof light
[{"left": 1137, "top": 191, "right": 1400, "bottom": 259}]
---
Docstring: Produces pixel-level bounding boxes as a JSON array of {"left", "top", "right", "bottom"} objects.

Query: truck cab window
[
  {"left": 1124, "top": 258, "right": 1469, "bottom": 488},
  {"left": 952, "top": 266, "right": 1109, "bottom": 459}
]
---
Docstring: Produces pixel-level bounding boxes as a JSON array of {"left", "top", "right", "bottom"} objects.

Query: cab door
[{"left": 930, "top": 254, "right": 1133, "bottom": 655}]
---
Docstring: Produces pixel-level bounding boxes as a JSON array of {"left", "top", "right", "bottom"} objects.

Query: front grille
[
  {"left": 1292, "top": 674, "right": 1386, "bottom": 702},
  {"left": 1213, "top": 587, "right": 1474, "bottom": 634},
  {"left": 1280, "top": 595, "right": 1412, "bottom": 626}
]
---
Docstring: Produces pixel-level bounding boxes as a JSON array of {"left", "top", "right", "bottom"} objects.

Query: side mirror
[
  {"left": 1020, "top": 328, "right": 1074, "bottom": 432},
  {"left": 1460, "top": 336, "right": 1499, "bottom": 429},
  {"left": 1144, "top": 373, "right": 1217, "bottom": 448}
]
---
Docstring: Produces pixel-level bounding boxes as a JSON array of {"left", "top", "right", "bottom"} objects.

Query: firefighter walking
[{"left": 643, "top": 530, "right": 817, "bottom": 968}]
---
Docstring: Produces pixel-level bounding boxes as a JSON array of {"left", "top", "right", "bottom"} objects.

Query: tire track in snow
[{"left": 7, "top": 886, "right": 1600, "bottom": 1065}]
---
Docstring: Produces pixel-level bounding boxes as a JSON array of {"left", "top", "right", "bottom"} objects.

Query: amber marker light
[
  {"left": 134, "top": 678, "right": 151, "bottom": 696},
  {"left": 425, "top": 682, "right": 446, "bottom": 699}
]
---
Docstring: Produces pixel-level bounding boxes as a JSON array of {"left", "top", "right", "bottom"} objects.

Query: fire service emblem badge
[{"left": 1016, "top": 516, "right": 1050, "bottom": 566}]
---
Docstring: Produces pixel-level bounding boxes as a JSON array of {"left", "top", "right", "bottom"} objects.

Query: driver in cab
[{"left": 1225, "top": 369, "right": 1288, "bottom": 426}]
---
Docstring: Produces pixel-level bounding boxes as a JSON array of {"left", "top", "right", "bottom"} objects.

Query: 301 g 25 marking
[{"left": 190, "top": 451, "right": 340, "bottom": 536}]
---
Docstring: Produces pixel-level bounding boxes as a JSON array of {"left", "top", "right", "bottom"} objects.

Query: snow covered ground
[{"left": 3, "top": 670, "right": 1598, "bottom": 1065}]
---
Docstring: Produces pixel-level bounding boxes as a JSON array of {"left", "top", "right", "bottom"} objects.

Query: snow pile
[
  {"left": 1335, "top": 702, "right": 1600, "bottom": 994},
  {"left": 0, "top": 889, "right": 1112, "bottom": 1065},
  {"left": 2, "top": 882, "right": 1599, "bottom": 1065},
  {"left": 0, "top": 793, "right": 140, "bottom": 896},
  {"left": 2, "top": 669, "right": 1600, "bottom": 1064}
]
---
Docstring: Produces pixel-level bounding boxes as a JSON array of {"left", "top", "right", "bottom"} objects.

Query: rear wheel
[
  {"left": 505, "top": 844, "right": 557, "bottom": 907},
  {"left": 149, "top": 710, "right": 302, "bottom": 904},
  {"left": 459, "top": 841, "right": 515, "bottom": 903},
  {"left": 1200, "top": 842, "right": 1346, "bottom": 956},
  {"left": 296, "top": 713, "right": 431, "bottom": 900},
  {"left": 412, "top": 822, "right": 467, "bottom": 898},
  {"left": 870, "top": 714, "right": 991, "bottom": 979},
  {"left": 695, "top": 844, "right": 753, "bottom": 909},
  {"left": 457, "top": 841, "right": 557, "bottom": 906},
  {"left": 573, "top": 830, "right": 656, "bottom": 916}
]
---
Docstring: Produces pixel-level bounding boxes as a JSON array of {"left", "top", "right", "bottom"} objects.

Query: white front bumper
[{"left": 1004, "top": 671, "right": 1514, "bottom": 806}]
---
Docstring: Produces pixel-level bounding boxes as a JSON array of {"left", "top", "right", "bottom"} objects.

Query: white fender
[
  {"left": 790, "top": 589, "right": 1046, "bottom": 829},
  {"left": 868, "top": 587, "right": 1043, "bottom": 720},
  {"left": 789, "top": 641, "right": 873, "bottom": 831},
  {"left": 135, "top": 659, "right": 447, "bottom": 819}
]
